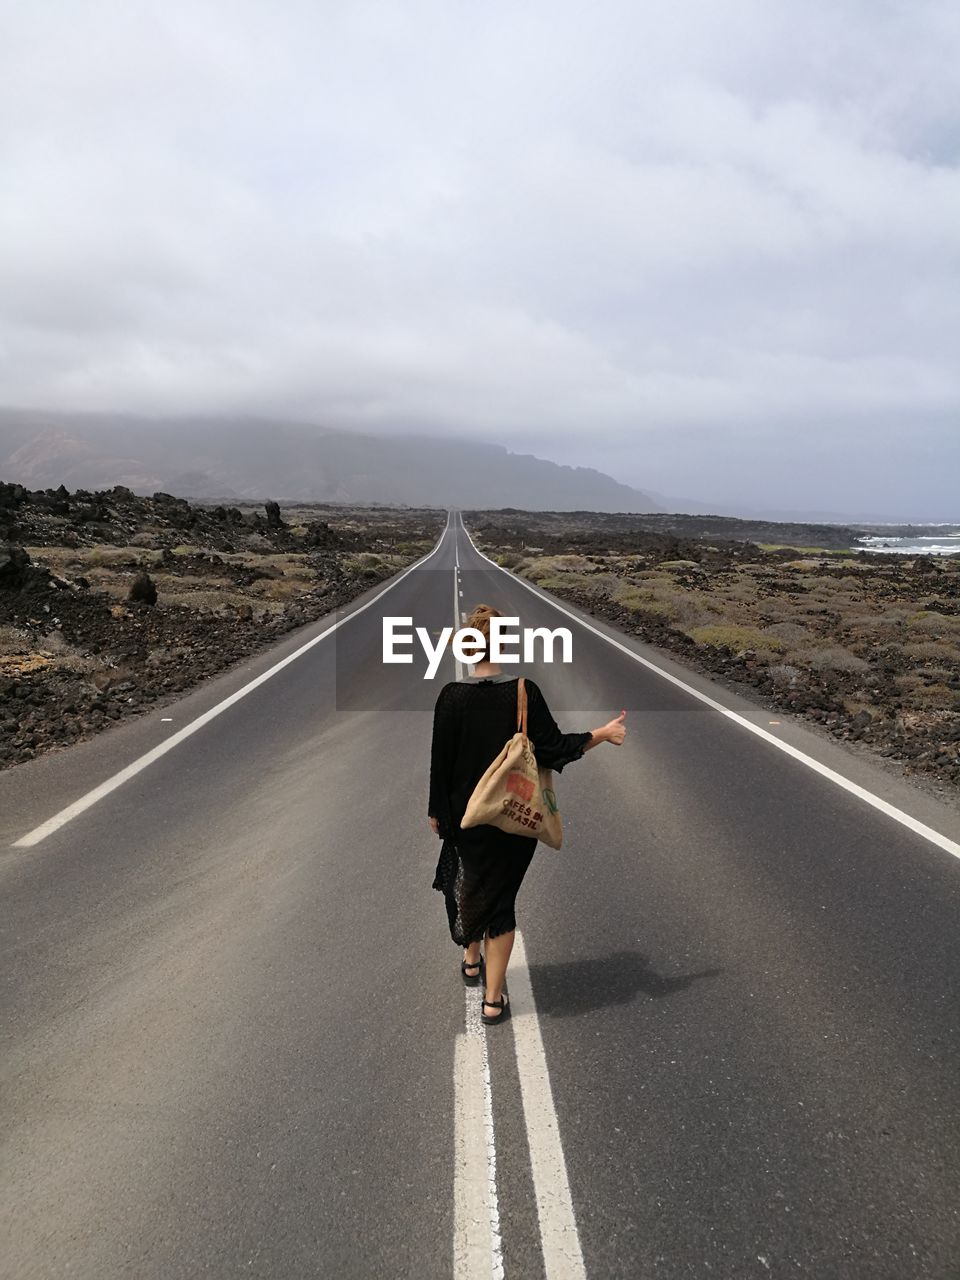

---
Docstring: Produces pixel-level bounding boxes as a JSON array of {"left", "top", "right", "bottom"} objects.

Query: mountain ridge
[{"left": 0, "top": 408, "right": 660, "bottom": 513}]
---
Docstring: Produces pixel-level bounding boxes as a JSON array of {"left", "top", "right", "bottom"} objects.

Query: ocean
[{"left": 857, "top": 532, "right": 960, "bottom": 556}]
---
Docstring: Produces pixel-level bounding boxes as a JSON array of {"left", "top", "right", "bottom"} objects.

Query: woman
[{"left": 428, "top": 604, "right": 627, "bottom": 1024}]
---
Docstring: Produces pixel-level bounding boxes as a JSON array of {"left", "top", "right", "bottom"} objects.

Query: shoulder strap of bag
[{"left": 516, "top": 677, "right": 528, "bottom": 736}]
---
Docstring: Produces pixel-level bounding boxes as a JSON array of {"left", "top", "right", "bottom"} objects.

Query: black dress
[{"left": 428, "top": 674, "right": 592, "bottom": 946}]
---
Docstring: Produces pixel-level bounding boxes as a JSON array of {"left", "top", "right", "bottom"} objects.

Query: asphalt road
[{"left": 2, "top": 510, "right": 959, "bottom": 1279}]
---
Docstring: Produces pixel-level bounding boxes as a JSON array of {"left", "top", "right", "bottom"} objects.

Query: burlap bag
[{"left": 461, "top": 677, "right": 563, "bottom": 850}]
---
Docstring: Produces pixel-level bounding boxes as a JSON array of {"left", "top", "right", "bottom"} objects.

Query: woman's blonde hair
[{"left": 452, "top": 603, "right": 503, "bottom": 658}]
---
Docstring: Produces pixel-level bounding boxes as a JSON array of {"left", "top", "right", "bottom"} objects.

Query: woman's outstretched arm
[
  {"left": 582, "top": 711, "right": 627, "bottom": 750},
  {"left": 525, "top": 679, "right": 626, "bottom": 770}
]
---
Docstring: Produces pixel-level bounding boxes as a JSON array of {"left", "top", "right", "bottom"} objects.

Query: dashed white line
[{"left": 453, "top": 565, "right": 465, "bottom": 682}]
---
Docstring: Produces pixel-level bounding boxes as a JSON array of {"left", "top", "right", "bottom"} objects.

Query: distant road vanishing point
[{"left": 3, "top": 512, "right": 960, "bottom": 1279}]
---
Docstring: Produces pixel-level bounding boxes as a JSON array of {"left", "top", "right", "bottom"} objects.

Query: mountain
[{"left": 0, "top": 409, "right": 660, "bottom": 513}]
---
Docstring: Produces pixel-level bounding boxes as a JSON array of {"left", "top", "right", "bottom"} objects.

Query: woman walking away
[{"left": 428, "top": 604, "right": 627, "bottom": 1024}]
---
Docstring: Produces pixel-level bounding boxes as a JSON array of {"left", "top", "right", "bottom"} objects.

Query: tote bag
[{"left": 461, "top": 677, "right": 563, "bottom": 850}]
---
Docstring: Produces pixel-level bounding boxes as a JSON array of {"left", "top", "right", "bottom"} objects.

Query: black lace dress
[{"left": 428, "top": 674, "right": 593, "bottom": 946}]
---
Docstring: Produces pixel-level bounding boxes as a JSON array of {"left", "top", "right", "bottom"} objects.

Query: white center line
[
  {"left": 453, "top": 1012, "right": 504, "bottom": 1280},
  {"left": 454, "top": 989, "right": 506, "bottom": 1279},
  {"left": 453, "top": 564, "right": 465, "bottom": 683},
  {"left": 508, "top": 931, "right": 587, "bottom": 1280}
]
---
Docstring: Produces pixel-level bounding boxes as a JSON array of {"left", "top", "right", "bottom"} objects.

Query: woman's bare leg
[
  {"left": 463, "top": 938, "right": 482, "bottom": 970},
  {"left": 482, "top": 928, "right": 515, "bottom": 1016}
]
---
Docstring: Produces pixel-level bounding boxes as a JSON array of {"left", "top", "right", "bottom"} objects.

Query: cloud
[{"left": 0, "top": 0, "right": 958, "bottom": 512}]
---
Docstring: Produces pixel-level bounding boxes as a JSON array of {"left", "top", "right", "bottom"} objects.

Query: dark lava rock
[
  {"left": 0, "top": 482, "right": 27, "bottom": 509},
  {"left": 128, "top": 572, "right": 158, "bottom": 605},
  {"left": 913, "top": 556, "right": 939, "bottom": 575},
  {"left": 303, "top": 520, "right": 345, "bottom": 549},
  {"left": 1, "top": 544, "right": 40, "bottom": 591}
]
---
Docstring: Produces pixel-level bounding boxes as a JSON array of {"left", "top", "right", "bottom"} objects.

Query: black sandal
[
  {"left": 461, "top": 955, "right": 484, "bottom": 986},
  {"left": 481, "top": 993, "right": 510, "bottom": 1025}
]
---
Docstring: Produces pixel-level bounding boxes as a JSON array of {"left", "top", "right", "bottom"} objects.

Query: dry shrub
[
  {"left": 614, "top": 582, "right": 720, "bottom": 629},
  {"left": 897, "top": 680, "right": 960, "bottom": 710},
  {"left": 902, "top": 640, "right": 960, "bottom": 663},
  {"left": 919, "top": 665, "right": 957, "bottom": 681},
  {"left": 685, "top": 624, "right": 783, "bottom": 656},
  {"left": 758, "top": 600, "right": 807, "bottom": 623},
  {"left": 721, "top": 581, "right": 761, "bottom": 605},
  {"left": 150, "top": 572, "right": 233, "bottom": 592},
  {"left": 911, "top": 614, "right": 960, "bottom": 638},
  {"left": 844, "top": 613, "right": 887, "bottom": 631},
  {"left": 38, "top": 631, "right": 69, "bottom": 653},
  {"left": 25, "top": 546, "right": 80, "bottom": 571},
  {"left": 769, "top": 663, "right": 801, "bottom": 686},
  {"left": 802, "top": 604, "right": 838, "bottom": 617},
  {"left": 788, "top": 645, "right": 870, "bottom": 674},
  {"left": 637, "top": 601, "right": 684, "bottom": 622},
  {"left": 520, "top": 555, "right": 592, "bottom": 581},
  {"left": 30, "top": 545, "right": 163, "bottom": 571},
  {"left": 841, "top": 697, "right": 874, "bottom": 716},
  {"left": 617, "top": 593, "right": 680, "bottom": 622},
  {"left": 0, "top": 624, "right": 32, "bottom": 654},
  {"left": 542, "top": 570, "right": 620, "bottom": 598},
  {"left": 671, "top": 595, "right": 722, "bottom": 630},
  {"left": 761, "top": 621, "right": 811, "bottom": 645},
  {"left": 92, "top": 546, "right": 160, "bottom": 567},
  {"left": 797, "top": 575, "right": 851, "bottom": 595},
  {"left": 832, "top": 590, "right": 866, "bottom": 607},
  {"left": 249, "top": 578, "right": 308, "bottom": 602},
  {"left": 532, "top": 572, "right": 595, "bottom": 592},
  {"left": 53, "top": 652, "right": 101, "bottom": 676},
  {"left": 581, "top": 572, "right": 620, "bottom": 596},
  {"left": 163, "top": 590, "right": 253, "bottom": 612},
  {"left": 612, "top": 582, "right": 650, "bottom": 609}
]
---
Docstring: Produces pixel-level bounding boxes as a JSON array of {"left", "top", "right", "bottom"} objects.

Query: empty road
[{"left": 2, "top": 511, "right": 959, "bottom": 1279}]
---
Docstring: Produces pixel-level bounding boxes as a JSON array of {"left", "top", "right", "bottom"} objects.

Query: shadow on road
[{"left": 527, "top": 951, "right": 722, "bottom": 1018}]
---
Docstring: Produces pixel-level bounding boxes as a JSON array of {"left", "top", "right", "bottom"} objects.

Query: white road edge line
[
  {"left": 509, "top": 931, "right": 587, "bottom": 1280},
  {"left": 458, "top": 514, "right": 960, "bottom": 865},
  {"left": 12, "top": 513, "right": 455, "bottom": 848}
]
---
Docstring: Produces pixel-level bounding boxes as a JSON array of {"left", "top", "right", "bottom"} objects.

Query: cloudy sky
[{"left": 1, "top": 0, "right": 958, "bottom": 516}]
